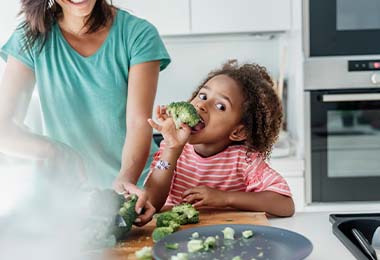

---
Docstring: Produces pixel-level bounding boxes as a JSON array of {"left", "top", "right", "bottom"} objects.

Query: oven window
[
  {"left": 337, "top": 0, "right": 380, "bottom": 31},
  {"left": 327, "top": 109, "right": 380, "bottom": 178}
]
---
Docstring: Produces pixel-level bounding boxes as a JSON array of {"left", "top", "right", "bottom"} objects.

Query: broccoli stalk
[{"left": 166, "top": 101, "right": 201, "bottom": 129}]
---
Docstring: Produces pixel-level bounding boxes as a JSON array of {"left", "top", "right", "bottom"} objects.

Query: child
[{"left": 144, "top": 60, "right": 294, "bottom": 218}]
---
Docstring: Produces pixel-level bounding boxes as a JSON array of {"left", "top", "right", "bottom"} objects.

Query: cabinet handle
[{"left": 322, "top": 93, "right": 380, "bottom": 102}]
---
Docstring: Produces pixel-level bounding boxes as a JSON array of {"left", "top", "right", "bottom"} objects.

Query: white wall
[{"left": 156, "top": 34, "right": 281, "bottom": 108}]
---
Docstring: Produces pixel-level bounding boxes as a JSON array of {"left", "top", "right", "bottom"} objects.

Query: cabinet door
[
  {"left": 191, "top": 0, "right": 291, "bottom": 34},
  {"left": 113, "top": 0, "right": 190, "bottom": 35}
]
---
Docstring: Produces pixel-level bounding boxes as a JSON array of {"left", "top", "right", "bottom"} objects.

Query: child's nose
[{"left": 196, "top": 102, "right": 207, "bottom": 112}]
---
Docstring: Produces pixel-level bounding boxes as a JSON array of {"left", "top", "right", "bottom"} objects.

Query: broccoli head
[
  {"left": 84, "top": 189, "right": 139, "bottom": 247},
  {"left": 166, "top": 101, "right": 201, "bottom": 128},
  {"left": 155, "top": 211, "right": 181, "bottom": 230},
  {"left": 172, "top": 203, "right": 200, "bottom": 225},
  {"left": 152, "top": 226, "right": 174, "bottom": 242}
]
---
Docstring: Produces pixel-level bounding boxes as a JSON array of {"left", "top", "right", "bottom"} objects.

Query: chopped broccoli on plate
[{"left": 222, "top": 227, "right": 235, "bottom": 240}]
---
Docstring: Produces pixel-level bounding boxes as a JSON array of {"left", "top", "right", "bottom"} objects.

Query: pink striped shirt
[{"left": 149, "top": 143, "right": 292, "bottom": 206}]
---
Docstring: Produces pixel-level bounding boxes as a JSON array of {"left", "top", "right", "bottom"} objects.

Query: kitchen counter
[{"left": 269, "top": 211, "right": 378, "bottom": 260}]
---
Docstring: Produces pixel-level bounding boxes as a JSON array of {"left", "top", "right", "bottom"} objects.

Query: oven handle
[{"left": 322, "top": 93, "right": 380, "bottom": 102}]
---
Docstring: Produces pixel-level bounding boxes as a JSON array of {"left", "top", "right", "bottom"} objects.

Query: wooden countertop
[{"left": 104, "top": 209, "right": 269, "bottom": 260}]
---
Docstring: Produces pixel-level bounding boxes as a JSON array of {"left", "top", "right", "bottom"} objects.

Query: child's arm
[
  {"left": 144, "top": 105, "right": 192, "bottom": 211},
  {"left": 183, "top": 186, "right": 294, "bottom": 217},
  {"left": 144, "top": 145, "right": 182, "bottom": 211}
]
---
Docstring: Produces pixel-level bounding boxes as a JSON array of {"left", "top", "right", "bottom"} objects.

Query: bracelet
[{"left": 155, "top": 159, "right": 171, "bottom": 170}]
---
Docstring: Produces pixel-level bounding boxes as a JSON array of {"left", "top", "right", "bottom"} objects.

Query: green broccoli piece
[
  {"left": 85, "top": 189, "right": 138, "bottom": 243},
  {"left": 166, "top": 101, "right": 201, "bottom": 128},
  {"left": 172, "top": 203, "right": 200, "bottom": 225},
  {"left": 165, "top": 242, "right": 179, "bottom": 250},
  {"left": 222, "top": 227, "right": 235, "bottom": 240},
  {"left": 203, "top": 236, "right": 217, "bottom": 251},
  {"left": 187, "top": 239, "right": 204, "bottom": 253},
  {"left": 135, "top": 246, "right": 152, "bottom": 260},
  {"left": 115, "top": 194, "right": 138, "bottom": 239},
  {"left": 156, "top": 211, "right": 181, "bottom": 229},
  {"left": 242, "top": 230, "right": 254, "bottom": 239},
  {"left": 152, "top": 227, "right": 174, "bottom": 242}
]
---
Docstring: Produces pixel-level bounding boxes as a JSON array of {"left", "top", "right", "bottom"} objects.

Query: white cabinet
[
  {"left": 191, "top": 0, "right": 291, "bottom": 34},
  {"left": 113, "top": 0, "right": 190, "bottom": 35},
  {"left": 112, "top": 0, "right": 291, "bottom": 36}
]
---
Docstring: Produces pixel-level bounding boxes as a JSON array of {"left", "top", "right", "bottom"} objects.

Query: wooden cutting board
[{"left": 105, "top": 209, "right": 269, "bottom": 260}]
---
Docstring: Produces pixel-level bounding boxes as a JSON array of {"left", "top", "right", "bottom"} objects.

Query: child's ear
[{"left": 229, "top": 124, "right": 247, "bottom": 142}]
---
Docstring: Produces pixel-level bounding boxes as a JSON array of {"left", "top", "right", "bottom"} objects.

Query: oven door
[
  {"left": 310, "top": 89, "right": 380, "bottom": 202},
  {"left": 309, "top": 0, "right": 380, "bottom": 56}
]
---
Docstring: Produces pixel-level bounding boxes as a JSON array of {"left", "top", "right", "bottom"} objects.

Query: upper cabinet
[
  {"left": 191, "top": 0, "right": 291, "bottom": 34},
  {"left": 113, "top": 0, "right": 190, "bottom": 35},
  {"left": 113, "top": 0, "right": 291, "bottom": 36}
]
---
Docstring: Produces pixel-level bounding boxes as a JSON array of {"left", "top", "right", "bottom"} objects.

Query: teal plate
[{"left": 153, "top": 224, "right": 313, "bottom": 260}]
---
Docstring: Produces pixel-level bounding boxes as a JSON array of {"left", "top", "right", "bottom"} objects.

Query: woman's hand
[
  {"left": 182, "top": 186, "right": 228, "bottom": 208},
  {"left": 148, "top": 105, "right": 191, "bottom": 149},
  {"left": 113, "top": 178, "right": 156, "bottom": 226}
]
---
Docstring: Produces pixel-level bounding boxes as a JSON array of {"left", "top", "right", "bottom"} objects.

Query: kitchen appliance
[
  {"left": 330, "top": 213, "right": 380, "bottom": 260},
  {"left": 304, "top": 0, "right": 380, "bottom": 203}
]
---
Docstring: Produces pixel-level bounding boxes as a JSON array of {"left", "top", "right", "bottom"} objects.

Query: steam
[{"left": 0, "top": 158, "right": 110, "bottom": 260}]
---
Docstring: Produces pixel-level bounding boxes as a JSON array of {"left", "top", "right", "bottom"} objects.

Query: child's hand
[
  {"left": 182, "top": 186, "right": 227, "bottom": 208},
  {"left": 148, "top": 105, "right": 191, "bottom": 149}
]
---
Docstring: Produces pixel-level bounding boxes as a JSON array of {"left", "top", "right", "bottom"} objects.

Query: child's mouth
[{"left": 191, "top": 119, "right": 205, "bottom": 134}]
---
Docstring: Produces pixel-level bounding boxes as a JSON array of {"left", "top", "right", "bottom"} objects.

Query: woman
[{"left": 0, "top": 0, "right": 170, "bottom": 222}]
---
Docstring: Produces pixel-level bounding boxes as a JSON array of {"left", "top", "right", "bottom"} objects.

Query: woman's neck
[{"left": 58, "top": 14, "right": 89, "bottom": 36}]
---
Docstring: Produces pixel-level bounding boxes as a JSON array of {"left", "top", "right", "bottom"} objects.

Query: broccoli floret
[
  {"left": 187, "top": 239, "right": 204, "bottom": 253},
  {"left": 203, "top": 236, "right": 217, "bottom": 251},
  {"left": 191, "top": 232, "right": 199, "bottom": 239},
  {"left": 166, "top": 101, "right": 201, "bottom": 128},
  {"left": 86, "top": 189, "right": 138, "bottom": 242},
  {"left": 171, "top": 253, "right": 189, "bottom": 260},
  {"left": 222, "top": 227, "right": 235, "bottom": 240},
  {"left": 152, "top": 227, "right": 174, "bottom": 242},
  {"left": 115, "top": 194, "right": 138, "bottom": 239},
  {"left": 156, "top": 211, "right": 181, "bottom": 229},
  {"left": 135, "top": 246, "right": 152, "bottom": 260},
  {"left": 242, "top": 230, "right": 254, "bottom": 239},
  {"left": 172, "top": 203, "right": 199, "bottom": 225}
]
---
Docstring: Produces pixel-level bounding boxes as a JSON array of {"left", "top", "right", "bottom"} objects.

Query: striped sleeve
[{"left": 244, "top": 157, "right": 292, "bottom": 197}]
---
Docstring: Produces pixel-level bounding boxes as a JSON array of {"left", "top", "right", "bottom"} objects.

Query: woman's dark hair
[
  {"left": 19, "top": 0, "right": 114, "bottom": 52},
  {"left": 190, "top": 60, "right": 283, "bottom": 159}
]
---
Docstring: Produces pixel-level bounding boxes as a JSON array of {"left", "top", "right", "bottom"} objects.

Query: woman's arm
[
  {"left": 184, "top": 187, "right": 295, "bottom": 217},
  {"left": 113, "top": 61, "right": 160, "bottom": 221},
  {"left": 0, "top": 56, "right": 55, "bottom": 159}
]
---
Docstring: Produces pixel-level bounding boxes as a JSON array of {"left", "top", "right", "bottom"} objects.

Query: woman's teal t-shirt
[{"left": 0, "top": 9, "right": 171, "bottom": 188}]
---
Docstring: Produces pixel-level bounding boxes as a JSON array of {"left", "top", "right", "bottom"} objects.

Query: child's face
[{"left": 189, "top": 74, "right": 246, "bottom": 145}]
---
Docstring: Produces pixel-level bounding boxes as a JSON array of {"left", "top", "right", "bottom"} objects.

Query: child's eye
[
  {"left": 216, "top": 103, "right": 226, "bottom": 111},
  {"left": 198, "top": 93, "right": 207, "bottom": 100}
]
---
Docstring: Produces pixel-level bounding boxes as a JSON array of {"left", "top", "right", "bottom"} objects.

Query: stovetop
[{"left": 330, "top": 213, "right": 380, "bottom": 260}]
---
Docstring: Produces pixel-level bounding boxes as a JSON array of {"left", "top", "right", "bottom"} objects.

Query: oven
[
  {"left": 304, "top": 0, "right": 380, "bottom": 202},
  {"left": 305, "top": 89, "right": 380, "bottom": 202}
]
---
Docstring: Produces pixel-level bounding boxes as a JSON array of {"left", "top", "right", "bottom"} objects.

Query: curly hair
[{"left": 189, "top": 60, "right": 283, "bottom": 159}]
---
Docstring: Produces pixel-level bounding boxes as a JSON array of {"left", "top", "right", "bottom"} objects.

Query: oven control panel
[{"left": 348, "top": 60, "right": 380, "bottom": 71}]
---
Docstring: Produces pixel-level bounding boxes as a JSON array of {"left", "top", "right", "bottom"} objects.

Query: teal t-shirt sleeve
[
  {"left": 128, "top": 20, "right": 170, "bottom": 71},
  {"left": 0, "top": 26, "right": 35, "bottom": 69}
]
